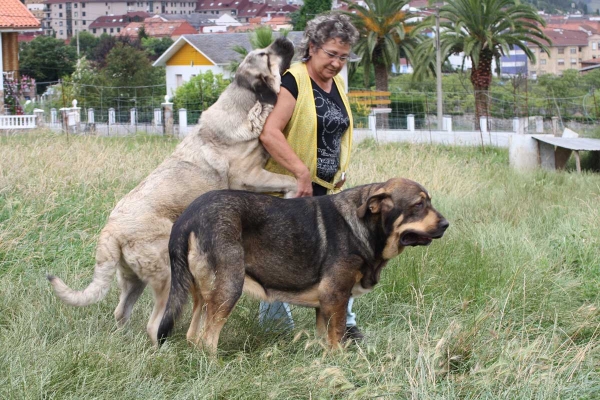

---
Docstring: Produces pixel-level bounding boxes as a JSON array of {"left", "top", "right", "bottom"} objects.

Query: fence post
[
  {"left": 59, "top": 107, "right": 69, "bottom": 133},
  {"left": 407, "top": 114, "right": 415, "bottom": 132},
  {"left": 162, "top": 96, "right": 174, "bottom": 137},
  {"left": 87, "top": 108, "right": 96, "bottom": 134},
  {"left": 519, "top": 117, "right": 528, "bottom": 134},
  {"left": 513, "top": 117, "right": 520, "bottom": 134},
  {"left": 51, "top": 108, "right": 57, "bottom": 125},
  {"left": 34, "top": 109, "right": 45, "bottom": 127},
  {"left": 72, "top": 100, "right": 81, "bottom": 134},
  {"left": 443, "top": 115, "right": 452, "bottom": 132},
  {"left": 108, "top": 108, "right": 115, "bottom": 125},
  {"left": 480, "top": 116, "right": 488, "bottom": 133},
  {"left": 535, "top": 116, "right": 543, "bottom": 133},
  {"left": 178, "top": 108, "right": 188, "bottom": 137},
  {"left": 130, "top": 108, "right": 137, "bottom": 127},
  {"left": 552, "top": 116, "right": 559, "bottom": 136},
  {"left": 154, "top": 108, "right": 162, "bottom": 126}
]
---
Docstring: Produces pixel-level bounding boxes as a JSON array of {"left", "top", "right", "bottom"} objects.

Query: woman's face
[{"left": 308, "top": 37, "right": 351, "bottom": 82}]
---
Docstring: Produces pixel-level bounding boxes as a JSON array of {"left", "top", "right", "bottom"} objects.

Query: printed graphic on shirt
[{"left": 313, "top": 87, "right": 349, "bottom": 183}]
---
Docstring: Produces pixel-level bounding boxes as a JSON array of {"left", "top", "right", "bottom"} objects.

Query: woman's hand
[{"left": 294, "top": 168, "right": 313, "bottom": 197}]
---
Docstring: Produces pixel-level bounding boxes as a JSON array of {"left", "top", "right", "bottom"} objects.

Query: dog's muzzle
[{"left": 400, "top": 219, "right": 449, "bottom": 247}]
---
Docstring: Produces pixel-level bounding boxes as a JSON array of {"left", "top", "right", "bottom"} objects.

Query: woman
[{"left": 258, "top": 12, "right": 363, "bottom": 341}]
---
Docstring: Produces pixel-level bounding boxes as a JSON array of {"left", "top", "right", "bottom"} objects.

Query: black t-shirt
[{"left": 281, "top": 72, "right": 350, "bottom": 184}]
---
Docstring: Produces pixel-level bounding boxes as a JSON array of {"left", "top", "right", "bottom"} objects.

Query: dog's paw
[{"left": 248, "top": 101, "right": 263, "bottom": 121}]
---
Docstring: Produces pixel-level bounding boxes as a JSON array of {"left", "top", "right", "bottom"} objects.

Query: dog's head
[
  {"left": 235, "top": 37, "right": 295, "bottom": 105},
  {"left": 357, "top": 178, "right": 449, "bottom": 259}
]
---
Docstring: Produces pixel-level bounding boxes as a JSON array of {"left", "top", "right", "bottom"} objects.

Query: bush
[{"left": 172, "top": 71, "right": 230, "bottom": 124}]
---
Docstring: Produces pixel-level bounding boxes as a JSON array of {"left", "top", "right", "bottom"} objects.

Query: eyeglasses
[{"left": 318, "top": 47, "right": 350, "bottom": 62}]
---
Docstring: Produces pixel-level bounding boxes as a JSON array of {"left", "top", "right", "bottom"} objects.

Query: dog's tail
[
  {"left": 157, "top": 228, "right": 194, "bottom": 345},
  {"left": 47, "top": 230, "right": 120, "bottom": 306}
]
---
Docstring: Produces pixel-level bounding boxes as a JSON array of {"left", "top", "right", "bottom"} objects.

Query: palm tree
[
  {"left": 413, "top": 0, "right": 550, "bottom": 129},
  {"left": 229, "top": 27, "right": 288, "bottom": 74},
  {"left": 344, "top": 0, "right": 418, "bottom": 91}
]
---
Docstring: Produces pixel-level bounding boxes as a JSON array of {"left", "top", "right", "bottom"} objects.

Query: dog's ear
[
  {"left": 256, "top": 75, "right": 278, "bottom": 105},
  {"left": 357, "top": 190, "right": 393, "bottom": 218}
]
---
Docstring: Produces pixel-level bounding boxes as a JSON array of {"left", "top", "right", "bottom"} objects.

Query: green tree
[
  {"left": 344, "top": 0, "right": 419, "bottom": 91},
  {"left": 69, "top": 31, "right": 100, "bottom": 60},
  {"left": 141, "top": 37, "right": 174, "bottom": 60},
  {"left": 19, "top": 36, "right": 77, "bottom": 93},
  {"left": 172, "top": 70, "right": 230, "bottom": 123},
  {"left": 292, "top": 0, "right": 332, "bottom": 31},
  {"left": 101, "top": 42, "right": 163, "bottom": 88},
  {"left": 413, "top": 0, "right": 550, "bottom": 129}
]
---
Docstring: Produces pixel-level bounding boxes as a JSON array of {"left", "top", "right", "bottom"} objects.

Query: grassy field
[{"left": 1, "top": 132, "right": 598, "bottom": 399}]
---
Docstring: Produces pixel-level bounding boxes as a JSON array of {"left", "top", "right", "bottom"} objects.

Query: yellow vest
[{"left": 264, "top": 62, "right": 353, "bottom": 193}]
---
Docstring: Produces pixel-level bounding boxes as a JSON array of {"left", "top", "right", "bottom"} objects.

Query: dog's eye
[{"left": 414, "top": 201, "right": 424, "bottom": 210}]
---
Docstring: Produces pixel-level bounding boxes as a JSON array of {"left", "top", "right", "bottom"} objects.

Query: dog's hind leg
[
  {"left": 315, "top": 308, "right": 327, "bottom": 338},
  {"left": 186, "top": 284, "right": 206, "bottom": 344},
  {"left": 146, "top": 277, "right": 171, "bottom": 346},
  {"left": 200, "top": 248, "right": 245, "bottom": 353},
  {"left": 114, "top": 267, "right": 146, "bottom": 326}
]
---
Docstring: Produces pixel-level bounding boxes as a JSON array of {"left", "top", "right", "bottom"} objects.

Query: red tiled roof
[
  {"left": 542, "top": 28, "right": 589, "bottom": 46},
  {"left": 119, "top": 20, "right": 198, "bottom": 38},
  {"left": 0, "top": 0, "right": 41, "bottom": 30}
]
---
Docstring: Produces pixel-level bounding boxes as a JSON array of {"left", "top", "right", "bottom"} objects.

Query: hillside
[{"left": 524, "top": 0, "right": 593, "bottom": 14}]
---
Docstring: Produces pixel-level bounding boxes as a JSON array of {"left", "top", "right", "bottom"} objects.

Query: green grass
[{"left": 1, "top": 132, "right": 599, "bottom": 399}]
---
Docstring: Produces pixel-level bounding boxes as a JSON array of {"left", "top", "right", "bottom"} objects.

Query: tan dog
[
  {"left": 47, "top": 38, "right": 297, "bottom": 345},
  {"left": 158, "top": 178, "right": 449, "bottom": 352}
]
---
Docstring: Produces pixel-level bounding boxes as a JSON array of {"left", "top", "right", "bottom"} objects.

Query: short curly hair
[{"left": 297, "top": 12, "right": 359, "bottom": 61}]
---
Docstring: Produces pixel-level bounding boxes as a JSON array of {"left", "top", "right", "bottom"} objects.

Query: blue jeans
[{"left": 259, "top": 298, "right": 357, "bottom": 329}]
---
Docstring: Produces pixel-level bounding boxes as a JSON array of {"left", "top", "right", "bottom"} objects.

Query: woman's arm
[{"left": 260, "top": 88, "right": 313, "bottom": 197}]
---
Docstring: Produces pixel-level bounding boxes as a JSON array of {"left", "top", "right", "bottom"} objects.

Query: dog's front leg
[
  {"left": 229, "top": 167, "right": 297, "bottom": 196},
  {"left": 248, "top": 101, "right": 274, "bottom": 139}
]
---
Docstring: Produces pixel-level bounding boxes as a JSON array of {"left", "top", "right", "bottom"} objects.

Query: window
[
  {"left": 74, "top": 3, "right": 77, "bottom": 8},
  {"left": 59, "top": 21, "right": 63, "bottom": 26},
  {"left": 74, "top": 12, "right": 78, "bottom": 17},
  {"left": 103, "top": 28, "right": 107, "bottom": 32},
  {"left": 176, "top": 74, "right": 183, "bottom": 87},
  {"left": 558, "top": 58, "right": 565, "bottom": 65},
  {"left": 571, "top": 58, "right": 577, "bottom": 65},
  {"left": 570, "top": 48, "right": 577, "bottom": 54},
  {"left": 558, "top": 47, "right": 565, "bottom": 54},
  {"left": 540, "top": 59, "right": 546, "bottom": 65},
  {"left": 60, "top": 30, "right": 64, "bottom": 35},
  {"left": 593, "top": 42, "right": 598, "bottom": 50},
  {"left": 83, "top": 20, "right": 86, "bottom": 25},
  {"left": 82, "top": 3, "right": 85, "bottom": 8},
  {"left": 93, "top": 28, "right": 97, "bottom": 33},
  {"left": 117, "top": 28, "right": 120, "bottom": 32},
  {"left": 59, "top": 12, "right": 62, "bottom": 17},
  {"left": 110, "top": 28, "right": 114, "bottom": 33},
  {"left": 59, "top": 4, "right": 62, "bottom": 9},
  {"left": 83, "top": 12, "right": 86, "bottom": 16}
]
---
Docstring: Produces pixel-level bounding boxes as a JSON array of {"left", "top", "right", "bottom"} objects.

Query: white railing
[{"left": 0, "top": 115, "right": 36, "bottom": 129}]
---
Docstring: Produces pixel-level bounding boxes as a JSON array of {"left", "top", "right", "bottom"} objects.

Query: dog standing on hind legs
[
  {"left": 157, "top": 178, "right": 449, "bottom": 352},
  {"left": 47, "top": 37, "right": 297, "bottom": 345}
]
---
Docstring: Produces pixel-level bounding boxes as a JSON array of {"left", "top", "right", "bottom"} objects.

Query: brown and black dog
[{"left": 157, "top": 178, "right": 449, "bottom": 351}]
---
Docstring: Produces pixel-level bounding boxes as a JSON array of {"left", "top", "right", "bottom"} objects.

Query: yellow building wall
[{"left": 167, "top": 43, "right": 214, "bottom": 66}]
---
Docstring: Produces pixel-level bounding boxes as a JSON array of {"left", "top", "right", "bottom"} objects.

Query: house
[
  {"left": 1, "top": 0, "right": 41, "bottom": 114},
  {"left": 528, "top": 29, "right": 589, "bottom": 78},
  {"left": 88, "top": 12, "right": 150, "bottom": 37},
  {"left": 119, "top": 17, "right": 198, "bottom": 40},
  {"left": 153, "top": 31, "right": 354, "bottom": 99},
  {"left": 201, "top": 14, "right": 243, "bottom": 33},
  {"left": 42, "top": 0, "right": 197, "bottom": 39},
  {"left": 158, "top": 13, "right": 215, "bottom": 32}
]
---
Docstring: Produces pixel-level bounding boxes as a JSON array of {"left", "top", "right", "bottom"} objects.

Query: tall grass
[{"left": 1, "top": 132, "right": 598, "bottom": 399}]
